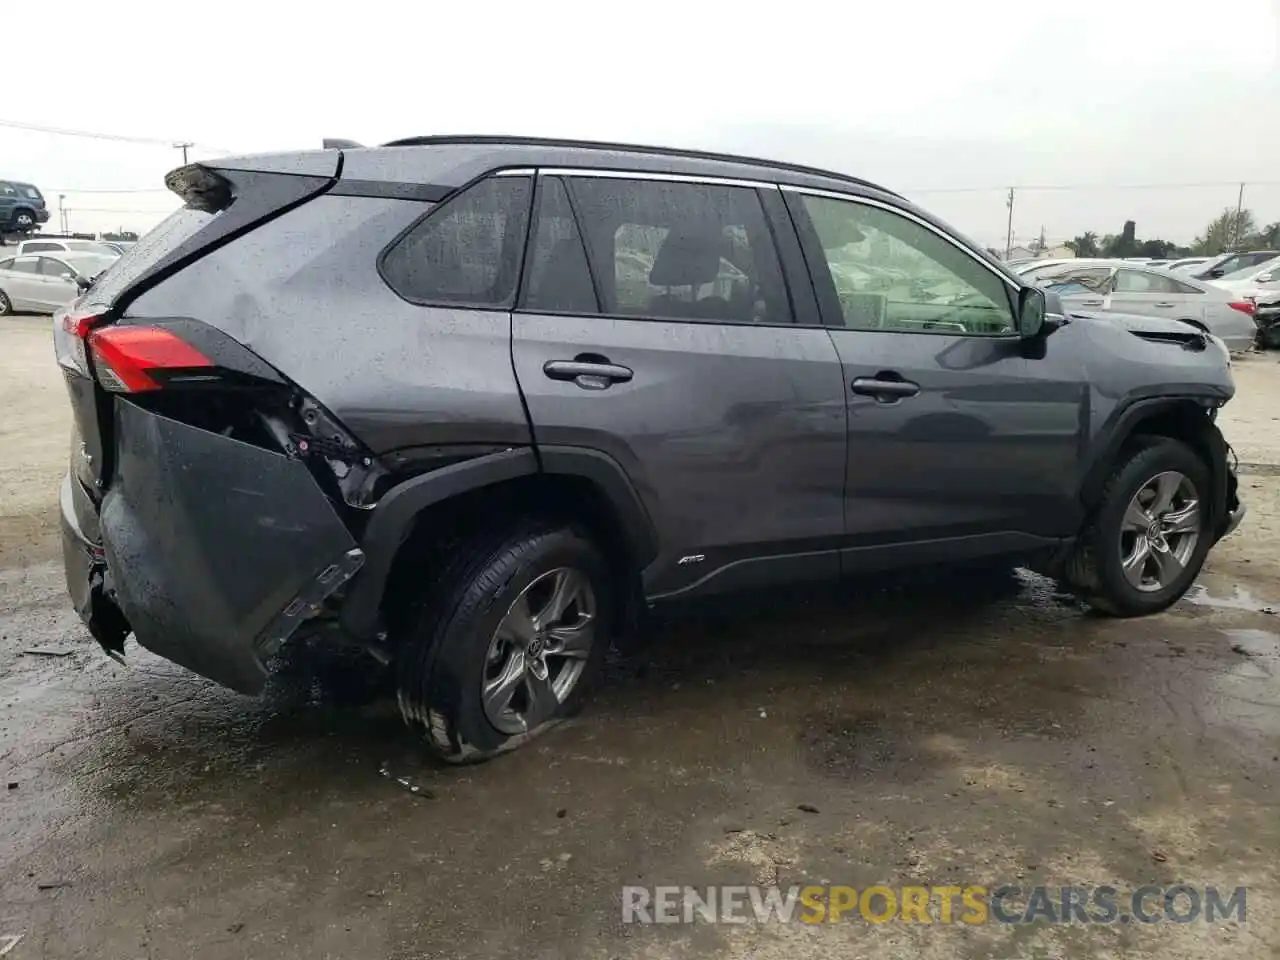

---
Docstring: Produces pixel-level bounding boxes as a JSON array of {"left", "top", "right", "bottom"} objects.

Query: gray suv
[
  {"left": 0, "top": 179, "right": 51, "bottom": 237},
  {"left": 55, "top": 136, "right": 1244, "bottom": 761}
]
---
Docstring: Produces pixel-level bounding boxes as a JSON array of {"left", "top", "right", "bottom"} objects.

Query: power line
[
  {"left": 908, "top": 180, "right": 1280, "bottom": 194},
  {"left": 0, "top": 118, "right": 231, "bottom": 153}
]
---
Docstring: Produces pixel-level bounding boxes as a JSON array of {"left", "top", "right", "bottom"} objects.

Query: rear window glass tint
[
  {"left": 381, "top": 176, "right": 532, "bottom": 307},
  {"left": 84, "top": 206, "right": 217, "bottom": 307},
  {"left": 567, "top": 177, "right": 793, "bottom": 325}
]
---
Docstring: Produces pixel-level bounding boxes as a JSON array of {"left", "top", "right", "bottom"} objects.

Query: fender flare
[
  {"left": 538, "top": 444, "right": 659, "bottom": 567},
  {"left": 340, "top": 448, "right": 538, "bottom": 638},
  {"left": 339, "top": 445, "right": 657, "bottom": 639},
  {"left": 1078, "top": 395, "right": 1229, "bottom": 521}
]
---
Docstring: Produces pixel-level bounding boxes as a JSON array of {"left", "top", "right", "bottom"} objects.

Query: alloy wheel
[
  {"left": 15, "top": 214, "right": 32, "bottom": 228},
  {"left": 1118, "top": 470, "right": 1201, "bottom": 593},
  {"left": 481, "top": 567, "right": 597, "bottom": 735}
]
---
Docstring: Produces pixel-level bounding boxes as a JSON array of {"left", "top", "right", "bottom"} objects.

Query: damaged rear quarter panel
[
  {"left": 121, "top": 194, "right": 534, "bottom": 454},
  {"left": 102, "top": 400, "right": 357, "bottom": 693}
]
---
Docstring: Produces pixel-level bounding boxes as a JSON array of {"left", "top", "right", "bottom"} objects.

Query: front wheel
[
  {"left": 0, "top": 289, "right": 12, "bottom": 316},
  {"left": 395, "top": 521, "right": 612, "bottom": 762},
  {"left": 1064, "top": 438, "right": 1213, "bottom": 617}
]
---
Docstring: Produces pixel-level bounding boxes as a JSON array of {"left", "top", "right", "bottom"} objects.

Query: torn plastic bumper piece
[{"left": 82, "top": 400, "right": 362, "bottom": 694}]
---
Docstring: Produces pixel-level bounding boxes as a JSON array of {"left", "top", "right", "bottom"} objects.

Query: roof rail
[{"left": 379, "top": 134, "right": 901, "bottom": 198}]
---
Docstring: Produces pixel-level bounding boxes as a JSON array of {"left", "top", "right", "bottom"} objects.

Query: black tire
[
  {"left": 0, "top": 289, "right": 11, "bottom": 316},
  {"left": 13, "top": 211, "right": 34, "bottom": 231},
  {"left": 1064, "top": 438, "right": 1213, "bottom": 617},
  {"left": 395, "top": 520, "right": 612, "bottom": 762},
  {"left": 1260, "top": 322, "right": 1280, "bottom": 351}
]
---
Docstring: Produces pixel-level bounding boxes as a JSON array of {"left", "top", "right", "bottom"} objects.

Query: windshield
[
  {"left": 85, "top": 206, "right": 217, "bottom": 307},
  {"left": 1218, "top": 256, "right": 1280, "bottom": 283}
]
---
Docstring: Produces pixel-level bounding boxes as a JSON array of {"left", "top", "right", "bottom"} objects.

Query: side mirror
[
  {"left": 74, "top": 275, "right": 91, "bottom": 291},
  {"left": 1018, "top": 287, "right": 1048, "bottom": 339},
  {"left": 1209, "top": 268, "right": 1225, "bottom": 278},
  {"left": 1257, "top": 272, "right": 1274, "bottom": 283}
]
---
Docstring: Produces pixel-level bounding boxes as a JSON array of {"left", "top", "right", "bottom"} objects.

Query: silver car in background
[
  {"left": 1023, "top": 258, "right": 1258, "bottom": 352},
  {"left": 0, "top": 252, "right": 116, "bottom": 315}
]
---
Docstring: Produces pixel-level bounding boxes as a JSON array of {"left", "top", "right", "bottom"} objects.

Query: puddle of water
[{"left": 1184, "top": 584, "right": 1278, "bottom": 615}]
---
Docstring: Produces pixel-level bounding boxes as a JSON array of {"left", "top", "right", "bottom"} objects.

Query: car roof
[{"left": 339, "top": 134, "right": 904, "bottom": 202}]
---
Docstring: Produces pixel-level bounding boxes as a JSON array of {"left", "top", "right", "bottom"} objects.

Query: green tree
[
  {"left": 1065, "top": 231, "right": 1100, "bottom": 257},
  {"left": 1194, "top": 207, "right": 1258, "bottom": 255},
  {"left": 1247, "top": 221, "right": 1280, "bottom": 248}
]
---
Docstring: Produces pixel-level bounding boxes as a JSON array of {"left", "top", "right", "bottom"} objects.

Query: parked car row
[
  {"left": 0, "top": 252, "right": 118, "bottom": 315},
  {"left": 1012, "top": 253, "right": 1280, "bottom": 351}
]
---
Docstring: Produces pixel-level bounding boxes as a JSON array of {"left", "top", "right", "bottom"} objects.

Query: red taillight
[
  {"left": 1229, "top": 300, "right": 1256, "bottom": 316},
  {"left": 87, "top": 326, "right": 212, "bottom": 392}
]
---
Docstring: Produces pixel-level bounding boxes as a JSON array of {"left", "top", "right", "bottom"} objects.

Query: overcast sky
[{"left": 4, "top": 0, "right": 1279, "bottom": 246}]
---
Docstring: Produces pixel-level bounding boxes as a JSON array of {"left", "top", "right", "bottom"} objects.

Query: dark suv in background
[
  {"left": 0, "top": 179, "right": 50, "bottom": 237},
  {"left": 55, "top": 136, "right": 1243, "bottom": 761}
]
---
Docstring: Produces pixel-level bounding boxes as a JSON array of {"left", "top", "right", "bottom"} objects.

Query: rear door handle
[
  {"left": 1154, "top": 301, "right": 1176, "bottom": 308},
  {"left": 851, "top": 376, "right": 920, "bottom": 400},
  {"left": 1079, "top": 299, "right": 1104, "bottom": 307},
  {"left": 543, "top": 359, "right": 633, "bottom": 390}
]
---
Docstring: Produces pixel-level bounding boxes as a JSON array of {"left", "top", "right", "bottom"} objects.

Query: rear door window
[
  {"left": 564, "top": 176, "right": 793, "bottom": 325},
  {"left": 38, "top": 257, "right": 74, "bottom": 278},
  {"left": 1114, "top": 269, "right": 1180, "bottom": 293},
  {"left": 381, "top": 176, "right": 533, "bottom": 307},
  {"left": 520, "top": 177, "right": 598, "bottom": 315}
]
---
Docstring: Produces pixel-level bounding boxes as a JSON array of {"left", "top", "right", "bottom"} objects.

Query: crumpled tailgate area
[{"left": 101, "top": 400, "right": 357, "bottom": 693}]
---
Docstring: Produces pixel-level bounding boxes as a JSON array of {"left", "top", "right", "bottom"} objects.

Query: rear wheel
[
  {"left": 1064, "top": 438, "right": 1213, "bottom": 616},
  {"left": 395, "top": 520, "right": 612, "bottom": 762},
  {"left": 13, "top": 211, "right": 34, "bottom": 232}
]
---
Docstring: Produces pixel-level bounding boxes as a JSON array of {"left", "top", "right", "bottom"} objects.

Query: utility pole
[
  {"left": 1004, "top": 187, "right": 1015, "bottom": 259},
  {"left": 58, "top": 194, "right": 67, "bottom": 233},
  {"left": 1233, "top": 182, "right": 1245, "bottom": 249},
  {"left": 174, "top": 142, "right": 193, "bottom": 165}
]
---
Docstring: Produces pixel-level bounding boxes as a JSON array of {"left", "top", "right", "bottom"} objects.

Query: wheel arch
[
  {"left": 1079, "top": 396, "right": 1229, "bottom": 526},
  {"left": 339, "top": 445, "right": 657, "bottom": 640}
]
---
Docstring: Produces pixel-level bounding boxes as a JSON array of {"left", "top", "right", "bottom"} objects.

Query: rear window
[
  {"left": 83, "top": 206, "right": 216, "bottom": 307},
  {"left": 20, "top": 185, "right": 41, "bottom": 200},
  {"left": 380, "top": 176, "right": 533, "bottom": 307}
]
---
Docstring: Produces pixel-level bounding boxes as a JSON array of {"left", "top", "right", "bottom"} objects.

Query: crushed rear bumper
[{"left": 61, "top": 400, "right": 363, "bottom": 694}]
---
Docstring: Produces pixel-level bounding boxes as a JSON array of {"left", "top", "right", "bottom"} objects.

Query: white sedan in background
[
  {"left": 1208, "top": 255, "right": 1280, "bottom": 301},
  {"left": 1024, "top": 258, "right": 1259, "bottom": 352},
  {"left": 0, "top": 252, "right": 116, "bottom": 315}
]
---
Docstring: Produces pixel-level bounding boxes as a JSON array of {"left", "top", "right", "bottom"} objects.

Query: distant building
[
  {"left": 1006, "top": 245, "right": 1035, "bottom": 260},
  {"left": 1043, "top": 243, "right": 1074, "bottom": 259}
]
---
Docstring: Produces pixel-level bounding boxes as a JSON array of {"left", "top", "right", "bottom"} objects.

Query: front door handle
[
  {"left": 543, "top": 359, "right": 633, "bottom": 390},
  {"left": 851, "top": 376, "right": 920, "bottom": 401},
  {"left": 1153, "top": 301, "right": 1176, "bottom": 308},
  {"left": 1079, "top": 298, "right": 1104, "bottom": 307}
]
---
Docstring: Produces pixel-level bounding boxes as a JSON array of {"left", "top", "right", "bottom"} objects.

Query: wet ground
[{"left": 3, "top": 315, "right": 1280, "bottom": 959}]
